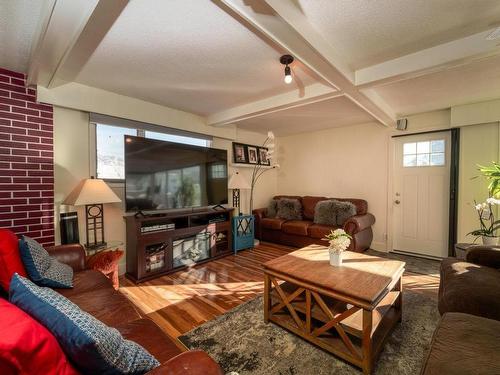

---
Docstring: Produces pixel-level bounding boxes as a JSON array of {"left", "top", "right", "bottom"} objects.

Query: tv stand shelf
[{"left": 124, "top": 208, "right": 234, "bottom": 283}]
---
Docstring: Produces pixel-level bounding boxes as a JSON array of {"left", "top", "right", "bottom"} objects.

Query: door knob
[{"left": 394, "top": 200, "right": 401, "bottom": 204}]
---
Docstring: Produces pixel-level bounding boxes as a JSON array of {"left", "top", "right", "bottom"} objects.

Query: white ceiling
[
  {"left": 234, "top": 96, "right": 375, "bottom": 136},
  {"left": 75, "top": 0, "right": 321, "bottom": 116},
  {"left": 369, "top": 54, "right": 500, "bottom": 116},
  {"left": 0, "top": 0, "right": 46, "bottom": 73},
  {"left": 297, "top": 0, "right": 500, "bottom": 70}
]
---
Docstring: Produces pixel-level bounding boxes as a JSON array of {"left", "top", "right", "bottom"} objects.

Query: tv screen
[{"left": 124, "top": 136, "right": 228, "bottom": 212}]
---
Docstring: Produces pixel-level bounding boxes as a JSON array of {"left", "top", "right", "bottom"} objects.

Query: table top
[{"left": 264, "top": 245, "right": 405, "bottom": 305}]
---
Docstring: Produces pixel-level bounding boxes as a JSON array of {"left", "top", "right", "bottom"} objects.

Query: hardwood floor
[{"left": 119, "top": 242, "right": 439, "bottom": 343}]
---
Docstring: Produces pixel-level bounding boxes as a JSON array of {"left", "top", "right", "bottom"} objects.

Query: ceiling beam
[
  {"left": 207, "top": 83, "right": 341, "bottom": 126},
  {"left": 356, "top": 29, "right": 500, "bottom": 88},
  {"left": 218, "top": 0, "right": 395, "bottom": 127},
  {"left": 27, "top": 0, "right": 128, "bottom": 88}
]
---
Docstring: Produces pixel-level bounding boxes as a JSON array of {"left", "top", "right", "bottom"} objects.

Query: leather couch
[
  {"left": 253, "top": 195, "right": 375, "bottom": 252},
  {"left": 44, "top": 244, "right": 223, "bottom": 375},
  {"left": 421, "top": 246, "right": 500, "bottom": 374}
]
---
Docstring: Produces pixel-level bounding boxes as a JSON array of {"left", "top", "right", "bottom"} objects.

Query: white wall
[
  {"left": 53, "top": 106, "right": 277, "bottom": 273},
  {"left": 277, "top": 122, "right": 390, "bottom": 250}
]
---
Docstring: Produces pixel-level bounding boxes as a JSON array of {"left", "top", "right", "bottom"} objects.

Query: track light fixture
[{"left": 280, "top": 54, "right": 294, "bottom": 84}]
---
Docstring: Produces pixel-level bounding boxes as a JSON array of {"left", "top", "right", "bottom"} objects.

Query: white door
[{"left": 393, "top": 132, "right": 451, "bottom": 258}]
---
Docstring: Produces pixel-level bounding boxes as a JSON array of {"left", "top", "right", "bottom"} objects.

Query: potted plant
[
  {"left": 477, "top": 162, "right": 500, "bottom": 198},
  {"left": 322, "top": 229, "right": 352, "bottom": 266},
  {"left": 468, "top": 198, "right": 500, "bottom": 245}
]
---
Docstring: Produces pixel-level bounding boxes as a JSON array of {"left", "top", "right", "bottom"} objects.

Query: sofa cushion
[
  {"left": 18, "top": 236, "right": 73, "bottom": 288},
  {"left": 282, "top": 220, "right": 312, "bottom": 236},
  {"left": 0, "top": 229, "right": 27, "bottom": 291},
  {"left": 334, "top": 198, "right": 366, "bottom": 215},
  {"left": 261, "top": 217, "right": 287, "bottom": 230},
  {"left": 55, "top": 269, "right": 112, "bottom": 298},
  {"left": 115, "top": 319, "right": 183, "bottom": 364},
  {"left": 421, "top": 312, "right": 500, "bottom": 375},
  {"left": 302, "top": 196, "right": 327, "bottom": 220},
  {"left": 276, "top": 198, "right": 303, "bottom": 220},
  {"left": 267, "top": 199, "right": 278, "bottom": 218},
  {"left": 9, "top": 274, "right": 159, "bottom": 375},
  {"left": 308, "top": 223, "right": 339, "bottom": 239},
  {"left": 313, "top": 200, "right": 338, "bottom": 226},
  {"left": 439, "top": 258, "right": 500, "bottom": 321},
  {"left": 0, "top": 298, "right": 78, "bottom": 375}
]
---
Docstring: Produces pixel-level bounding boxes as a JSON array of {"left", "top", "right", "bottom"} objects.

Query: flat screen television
[{"left": 124, "top": 135, "right": 228, "bottom": 212}]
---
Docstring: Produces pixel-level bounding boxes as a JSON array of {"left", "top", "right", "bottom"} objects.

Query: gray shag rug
[{"left": 179, "top": 291, "right": 439, "bottom": 375}]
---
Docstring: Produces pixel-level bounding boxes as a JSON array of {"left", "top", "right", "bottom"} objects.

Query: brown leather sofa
[
  {"left": 421, "top": 246, "right": 500, "bottom": 374},
  {"left": 47, "top": 244, "right": 223, "bottom": 375},
  {"left": 253, "top": 195, "right": 375, "bottom": 252}
]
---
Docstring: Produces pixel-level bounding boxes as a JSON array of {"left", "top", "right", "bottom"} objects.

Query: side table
[
  {"left": 85, "top": 241, "right": 124, "bottom": 290},
  {"left": 232, "top": 214, "right": 254, "bottom": 253}
]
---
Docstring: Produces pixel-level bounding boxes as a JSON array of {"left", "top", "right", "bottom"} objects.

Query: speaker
[
  {"left": 396, "top": 118, "right": 408, "bottom": 130},
  {"left": 60, "top": 212, "right": 80, "bottom": 244}
]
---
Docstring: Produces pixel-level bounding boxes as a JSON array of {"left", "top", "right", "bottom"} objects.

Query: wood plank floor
[{"left": 119, "top": 242, "right": 439, "bottom": 343}]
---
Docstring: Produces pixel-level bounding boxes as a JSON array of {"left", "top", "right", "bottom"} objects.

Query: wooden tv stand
[{"left": 124, "top": 208, "right": 233, "bottom": 283}]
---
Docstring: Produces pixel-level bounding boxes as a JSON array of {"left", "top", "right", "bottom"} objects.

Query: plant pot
[
  {"left": 482, "top": 236, "right": 499, "bottom": 246},
  {"left": 329, "top": 251, "right": 343, "bottom": 267}
]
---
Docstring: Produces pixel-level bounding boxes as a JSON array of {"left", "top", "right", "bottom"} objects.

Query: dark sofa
[
  {"left": 253, "top": 195, "right": 375, "bottom": 252},
  {"left": 44, "top": 243, "right": 222, "bottom": 375},
  {"left": 421, "top": 246, "right": 500, "bottom": 374}
]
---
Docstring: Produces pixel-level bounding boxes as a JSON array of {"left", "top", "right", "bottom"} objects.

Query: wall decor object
[
  {"left": 232, "top": 143, "right": 247, "bottom": 163},
  {"left": 247, "top": 147, "right": 258, "bottom": 164},
  {"left": 258, "top": 147, "right": 270, "bottom": 166}
]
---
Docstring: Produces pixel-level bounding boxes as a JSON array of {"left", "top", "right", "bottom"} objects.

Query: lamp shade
[
  {"left": 228, "top": 171, "right": 250, "bottom": 189},
  {"left": 63, "top": 177, "right": 121, "bottom": 206}
]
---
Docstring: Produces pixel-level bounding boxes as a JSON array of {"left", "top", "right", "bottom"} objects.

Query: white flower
[
  {"left": 486, "top": 197, "right": 500, "bottom": 205},
  {"left": 267, "top": 131, "right": 275, "bottom": 140},
  {"left": 482, "top": 202, "right": 488, "bottom": 209},
  {"left": 475, "top": 203, "right": 482, "bottom": 211}
]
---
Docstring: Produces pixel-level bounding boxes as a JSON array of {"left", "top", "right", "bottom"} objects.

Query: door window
[{"left": 403, "top": 140, "right": 445, "bottom": 167}]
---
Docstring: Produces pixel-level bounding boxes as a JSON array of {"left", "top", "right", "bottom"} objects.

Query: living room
[{"left": 1, "top": 1, "right": 499, "bottom": 374}]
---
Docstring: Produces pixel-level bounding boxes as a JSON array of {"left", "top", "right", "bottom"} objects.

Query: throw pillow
[
  {"left": 267, "top": 199, "right": 278, "bottom": 218},
  {"left": 313, "top": 200, "right": 338, "bottom": 226},
  {"left": 18, "top": 236, "right": 73, "bottom": 288},
  {"left": 336, "top": 201, "right": 357, "bottom": 226},
  {"left": 0, "top": 298, "right": 78, "bottom": 375},
  {"left": 9, "top": 274, "right": 160, "bottom": 375},
  {"left": 0, "top": 229, "right": 27, "bottom": 291},
  {"left": 276, "top": 198, "right": 302, "bottom": 220}
]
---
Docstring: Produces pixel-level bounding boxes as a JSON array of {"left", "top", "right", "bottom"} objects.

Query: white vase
[
  {"left": 329, "top": 251, "right": 343, "bottom": 267},
  {"left": 482, "top": 236, "right": 499, "bottom": 246}
]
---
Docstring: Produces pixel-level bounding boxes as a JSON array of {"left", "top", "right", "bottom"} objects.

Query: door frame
[{"left": 387, "top": 128, "right": 460, "bottom": 257}]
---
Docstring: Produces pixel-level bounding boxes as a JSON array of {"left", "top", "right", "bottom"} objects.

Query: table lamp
[
  {"left": 228, "top": 171, "right": 250, "bottom": 215},
  {"left": 63, "top": 176, "right": 121, "bottom": 249}
]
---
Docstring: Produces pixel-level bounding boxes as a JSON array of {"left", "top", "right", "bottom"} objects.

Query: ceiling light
[
  {"left": 280, "top": 54, "right": 294, "bottom": 84},
  {"left": 486, "top": 27, "right": 500, "bottom": 40}
]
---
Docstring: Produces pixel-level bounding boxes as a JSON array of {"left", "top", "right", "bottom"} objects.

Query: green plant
[
  {"left": 477, "top": 162, "right": 500, "bottom": 198},
  {"left": 467, "top": 199, "right": 500, "bottom": 240}
]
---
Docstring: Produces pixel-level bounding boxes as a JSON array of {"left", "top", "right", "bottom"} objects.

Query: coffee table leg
[
  {"left": 395, "top": 276, "right": 403, "bottom": 322},
  {"left": 264, "top": 273, "right": 270, "bottom": 323},
  {"left": 362, "top": 309, "right": 373, "bottom": 375}
]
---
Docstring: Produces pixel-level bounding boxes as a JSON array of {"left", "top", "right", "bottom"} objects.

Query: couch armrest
[
  {"left": 343, "top": 213, "right": 376, "bottom": 235},
  {"left": 146, "top": 351, "right": 223, "bottom": 375},
  {"left": 252, "top": 208, "right": 267, "bottom": 220},
  {"left": 46, "top": 244, "right": 86, "bottom": 272},
  {"left": 252, "top": 208, "right": 267, "bottom": 240},
  {"left": 466, "top": 246, "right": 500, "bottom": 269}
]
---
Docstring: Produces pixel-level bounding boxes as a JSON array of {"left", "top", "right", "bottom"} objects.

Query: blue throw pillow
[
  {"left": 9, "top": 274, "right": 160, "bottom": 375},
  {"left": 18, "top": 236, "right": 73, "bottom": 288}
]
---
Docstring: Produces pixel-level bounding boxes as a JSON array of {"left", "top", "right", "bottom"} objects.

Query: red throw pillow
[
  {"left": 0, "top": 229, "right": 27, "bottom": 291},
  {"left": 0, "top": 298, "right": 79, "bottom": 375}
]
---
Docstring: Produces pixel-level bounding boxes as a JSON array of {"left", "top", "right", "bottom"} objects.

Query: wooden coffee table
[{"left": 263, "top": 245, "right": 405, "bottom": 374}]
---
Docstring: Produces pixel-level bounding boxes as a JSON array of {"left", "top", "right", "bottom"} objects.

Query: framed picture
[
  {"left": 247, "top": 146, "right": 258, "bottom": 164},
  {"left": 233, "top": 143, "right": 247, "bottom": 164},
  {"left": 258, "top": 147, "right": 270, "bottom": 165}
]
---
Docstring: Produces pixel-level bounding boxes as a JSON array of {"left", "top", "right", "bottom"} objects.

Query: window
[
  {"left": 96, "top": 124, "right": 211, "bottom": 180},
  {"left": 403, "top": 140, "right": 445, "bottom": 167},
  {"left": 210, "top": 163, "right": 227, "bottom": 179}
]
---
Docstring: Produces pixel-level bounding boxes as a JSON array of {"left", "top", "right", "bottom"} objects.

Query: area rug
[{"left": 179, "top": 291, "right": 439, "bottom": 374}]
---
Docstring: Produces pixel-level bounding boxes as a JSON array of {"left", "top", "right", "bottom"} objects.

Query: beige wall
[
  {"left": 277, "top": 122, "right": 390, "bottom": 250},
  {"left": 53, "top": 106, "right": 277, "bottom": 273}
]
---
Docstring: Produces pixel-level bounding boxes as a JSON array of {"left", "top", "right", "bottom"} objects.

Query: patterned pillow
[
  {"left": 18, "top": 236, "right": 73, "bottom": 288},
  {"left": 313, "top": 200, "right": 338, "bottom": 226},
  {"left": 9, "top": 274, "right": 160, "bottom": 375},
  {"left": 336, "top": 201, "right": 357, "bottom": 226},
  {"left": 276, "top": 198, "right": 302, "bottom": 220},
  {"left": 267, "top": 199, "right": 278, "bottom": 218}
]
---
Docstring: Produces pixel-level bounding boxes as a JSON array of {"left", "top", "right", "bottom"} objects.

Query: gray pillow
[
  {"left": 313, "top": 200, "right": 338, "bottom": 226},
  {"left": 276, "top": 198, "right": 302, "bottom": 220},
  {"left": 336, "top": 201, "right": 357, "bottom": 225},
  {"left": 267, "top": 199, "right": 278, "bottom": 218}
]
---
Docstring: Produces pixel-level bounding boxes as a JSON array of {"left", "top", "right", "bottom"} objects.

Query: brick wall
[{"left": 0, "top": 67, "right": 54, "bottom": 246}]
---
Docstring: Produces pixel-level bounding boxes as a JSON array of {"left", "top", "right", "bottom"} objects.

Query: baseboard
[{"left": 370, "top": 241, "right": 388, "bottom": 252}]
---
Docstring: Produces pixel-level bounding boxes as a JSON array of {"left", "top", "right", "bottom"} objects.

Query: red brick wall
[{"left": 0, "top": 67, "right": 54, "bottom": 246}]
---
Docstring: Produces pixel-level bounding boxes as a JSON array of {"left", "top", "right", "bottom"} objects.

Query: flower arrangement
[
  {"left": 322, "top": 229, "right": 352, "bottom": 254},
  {"left": 468, "top": 197, "right": 500, "bottom": 241}
]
